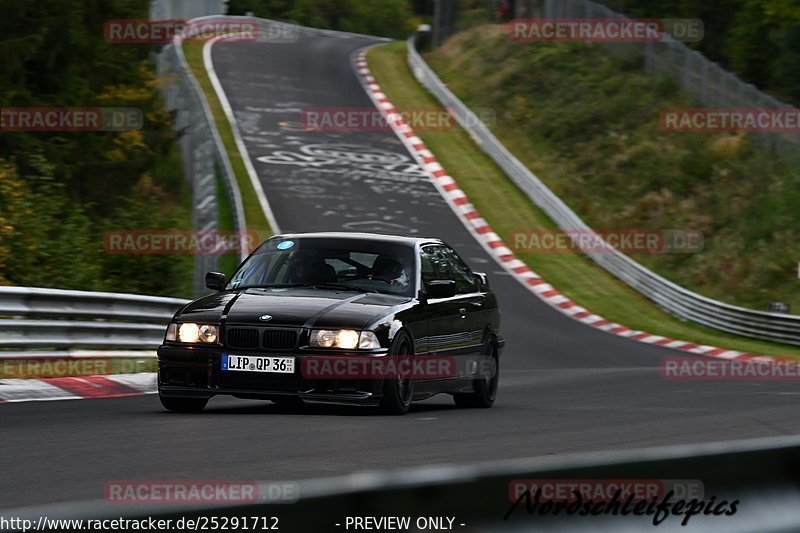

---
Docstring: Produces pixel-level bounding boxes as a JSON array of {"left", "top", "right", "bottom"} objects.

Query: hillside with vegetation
[
  {"left": 598, "top": 0, "right": 800, "bottom": 106},
  {"left": 226, "top": 0, "right": 422, "bottom": 38},
  {"left": 425, "top": 25, "right": 800, "bottom": 311}
]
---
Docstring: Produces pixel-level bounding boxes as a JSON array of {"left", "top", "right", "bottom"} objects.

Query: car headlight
[
  {"left": 169, "top": 322, "right": 219, "bottom": 344},
  {"left": 335, "top": 330, "right": 360, "bottom": 349},
  {"left": 198, "top": 324, "right": 219, "bottom": 343},
  {"left": 358, "top": 331, "right": 381, "bottom": 349},
  {"left": 310, "top": 329, "right": 381, "bottom": 349},
  {"left": 178, "top": 323, "right": 200, "bottom": 343},
  {"left": 315, "top": 330, "right": 337, "bottom": 347}
]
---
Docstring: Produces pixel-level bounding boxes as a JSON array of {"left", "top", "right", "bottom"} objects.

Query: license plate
[{"left": 221, "top": 354, "right": 295, "bottom": 374}]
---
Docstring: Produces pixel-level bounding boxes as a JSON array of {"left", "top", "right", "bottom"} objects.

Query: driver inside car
[{"left": 288, "top": 252, "right": 336, "bottom": 284}]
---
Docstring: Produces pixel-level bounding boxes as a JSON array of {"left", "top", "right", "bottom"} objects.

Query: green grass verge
[
  {"left": 425, "top": 27, "right": 800, "bottom": 313},
  {"left": 367, "top": 41, "right": 799, "bottom": 358},
  {"left": 215, "top": 173, "right": 239, "bottom": 276},
  {"left": 183, "top": 39, "right": 273, "bottom": 276}
]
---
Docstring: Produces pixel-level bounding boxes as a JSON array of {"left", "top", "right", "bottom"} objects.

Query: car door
[
  {"left": 440, "top": 245, "right": 487, "bottom": 360},
  {"left": 418, "top": 245, "right": 472, "bottom": 375}
]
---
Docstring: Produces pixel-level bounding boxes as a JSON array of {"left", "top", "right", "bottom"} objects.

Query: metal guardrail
[
  {"left": 154, "top": 13, "right": 388, "bottom": 297},
  {"left": 8, "top": 435, "right": 800, "bottom": 531},
  {"left": 149, "top": 0, "right": 225, "bottom": 21},
  {"left": 408, "top": 34, "right": 800, "bottom": 347},
  {"left": 0, "top": 286, "right": 188, "bottom": 350},
  {"left": 152, "top": 8, "right": 249, "bottom": 297},
  {"left": 534, "top": 0, "right": 800, "bottom": 160},
  {"left": 0, "top": 17, "right": 384, "bottom": 352}
]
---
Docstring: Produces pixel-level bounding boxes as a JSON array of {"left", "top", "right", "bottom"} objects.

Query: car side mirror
[
  {"left": 205, "top": 272, "right": 226, "bottom": 291},
  {"left": 427, "top": 279, "right": 457, "bottom": 299},
  {"left": 474, "top": 272, "right": 489, "bottom": 288}
]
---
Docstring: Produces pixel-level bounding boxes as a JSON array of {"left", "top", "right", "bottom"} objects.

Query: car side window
[
  {"left": 443, "top": 247, "right": 477, "bottom": 294},
  {"left": 230, "top": 251, "right": 271, "bottom": 287},
  {"left": 420, "top": 245, "right": 452, "bottom": 289}
]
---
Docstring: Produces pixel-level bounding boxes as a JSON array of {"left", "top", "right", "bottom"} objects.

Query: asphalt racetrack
[{"left": 3, "top": 29, "right": 800, "bottom": 511}]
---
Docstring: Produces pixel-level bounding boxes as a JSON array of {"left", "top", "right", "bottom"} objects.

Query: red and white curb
[
  {"left": 354, "top": 49, "right": 792, "bottom": 366},
  {"left": 0, "top": 373, "right": 156, "bottom": 404}
]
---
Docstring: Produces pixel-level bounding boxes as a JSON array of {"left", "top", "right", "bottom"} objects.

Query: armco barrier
[
  {"left": 407, "top": 33, "right": 800, "bottom": 346},
  {"left": 0, "top": 286, "right": 188, "bottom": 349},
  {"left": 154, "top": 12, "right": 249, "bottom": 296},
  {"left": 5, "top": 435, "right": 800, "bottom": 531}
]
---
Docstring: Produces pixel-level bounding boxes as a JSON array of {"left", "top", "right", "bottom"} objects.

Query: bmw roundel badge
[{"left": 259, "top": 314, "right": 273, "bottom": 321}]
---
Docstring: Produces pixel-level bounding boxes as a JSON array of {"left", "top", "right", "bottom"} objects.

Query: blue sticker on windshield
[{"left": 277, "top": 240, "right": 295, "bottom": 250}]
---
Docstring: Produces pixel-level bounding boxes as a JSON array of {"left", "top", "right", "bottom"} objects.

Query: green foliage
[
  {"left": 227, "top": 0, "right": 418, "bottom": 38},
  {"left": 0, "top": 0, "right": 193, "bottom": 297},
  {"left": 0, "top": 156, "right": 101, "bottom": 289},
  {"left": 427, "top": 27, "right": 800, "bottom": 311},
  {"left": 99, "top": 166, "right": 193, "bottom": 297},
  {"left": 728, "top": 0, "right": 800, "bottom": 103},
  {"left": 601, "top": 0, "right": 800, "bottom": 105},
  {"left": 368, "top": 41, "right": 800, "bottom": 356},
  {"left": 339, "top": 0, "right": 417, "bottom": 38},
  {"left": 455, "top": 0, "right": 495, "bottom": 29}
]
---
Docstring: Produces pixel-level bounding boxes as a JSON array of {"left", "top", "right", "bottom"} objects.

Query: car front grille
[
  {"left": 226, "top": 328, "right": 259, "bottom": 349},
  {"left": 262, "top": 329, "right": 298, "bottom": 350},
  {"left": 225, "top": 328, "right": 298, "bottom": 351}
]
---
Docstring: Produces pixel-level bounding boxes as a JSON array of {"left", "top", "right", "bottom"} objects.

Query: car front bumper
[{"left": 157, "top": 345, "right": 391, "bottom": 406}]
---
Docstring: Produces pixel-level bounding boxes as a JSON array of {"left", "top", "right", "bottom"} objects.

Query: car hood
[{"left": 177, "top": 288, "right": 412, "bottom": 330}]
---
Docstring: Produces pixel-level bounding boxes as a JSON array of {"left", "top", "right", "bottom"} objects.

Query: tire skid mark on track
[{"left": 354, "top": 48, "right": 790, "bottom": 367}]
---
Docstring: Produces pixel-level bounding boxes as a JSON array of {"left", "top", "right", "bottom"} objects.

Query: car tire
[
  {"left": 159, "top": 395, "right": 208, "bottom": 413},
  {"left": 379, "top": 332, "right": 414, "bottom": 415},
  {"left": 453, "top": 338, "right": 499, "bottom": 408}
]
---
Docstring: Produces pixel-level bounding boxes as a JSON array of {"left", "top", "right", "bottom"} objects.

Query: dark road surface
[{"left": 3, "top": 30, "right": 799, "bottom": 511}]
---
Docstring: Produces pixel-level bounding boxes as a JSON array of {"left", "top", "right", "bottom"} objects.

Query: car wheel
[
  {"left": 380, "top": 332, "right": 414, "bottom": 415},
  {"left": 159, "top": 395, "right": 208, "bottom": 413},
  {"left": 454, "top": 338, "right": 499, "bottom": 408}
]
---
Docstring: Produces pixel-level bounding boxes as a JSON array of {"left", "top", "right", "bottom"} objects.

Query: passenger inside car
[{"left": 370, "top": 255, "right": 406, "bottom": 285}]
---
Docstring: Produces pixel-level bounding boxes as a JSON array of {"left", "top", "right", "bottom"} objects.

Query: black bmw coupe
[{"left": 157, "top": 232, "right": 504, "bottom": 414}]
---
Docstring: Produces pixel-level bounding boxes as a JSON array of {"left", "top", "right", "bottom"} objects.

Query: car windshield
[{"left": 228, "top": 237, "right": 416, "bottom": 297}]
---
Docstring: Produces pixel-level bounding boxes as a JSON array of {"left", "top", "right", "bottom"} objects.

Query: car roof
[{"left": 269, "top": 232, "right": 443, "bottom": 247}]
